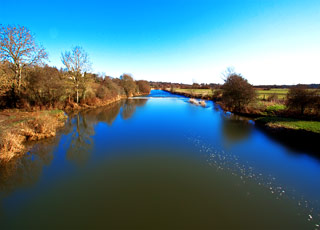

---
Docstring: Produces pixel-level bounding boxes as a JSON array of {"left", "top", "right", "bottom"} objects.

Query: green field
[
  {"left": 256, "top": 117, "right": 320, "bottom": 134},
  {"left": 256, "top": 89, "right": 288, "bottom": 100}
]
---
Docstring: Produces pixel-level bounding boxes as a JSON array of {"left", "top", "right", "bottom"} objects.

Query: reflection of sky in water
[{"left": 1, "top": 90, "right": 320, "bottom": 229}]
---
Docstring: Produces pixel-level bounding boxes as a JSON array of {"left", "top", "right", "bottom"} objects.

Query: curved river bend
[{"left": 1, "top": 90, "right": 319, "bottom": 229}]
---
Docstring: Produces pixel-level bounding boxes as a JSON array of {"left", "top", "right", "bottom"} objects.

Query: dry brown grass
[{"left": 0, "top": 110, "right": 66, "bottom": 163}]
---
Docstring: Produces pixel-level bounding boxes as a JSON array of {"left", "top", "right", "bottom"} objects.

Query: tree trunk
[
  {"left": 76, "top": 87, "right": 79, "bottom": 104},
  {"left": 18, "top": 67, "right": 22, "bottom": 89}
]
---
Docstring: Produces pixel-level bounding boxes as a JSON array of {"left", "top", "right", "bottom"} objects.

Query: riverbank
[
  {"left": 167, "top": 89, "right": 320, "bottom": 138},
  {"left": 0, "top": 92, "right": 150, "bottom": 164},
  {"left": 0, "top": 109, "right": 67, "bottom": 163}
]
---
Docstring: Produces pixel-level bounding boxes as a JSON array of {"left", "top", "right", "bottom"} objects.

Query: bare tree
[
  {"left": 61, "top": 46, "right": 91, "bottom": 103},
  {"left": 0, "top": 25, "right": 47, "bottom": 90}
]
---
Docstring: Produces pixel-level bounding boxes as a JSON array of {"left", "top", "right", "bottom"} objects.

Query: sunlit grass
[
  {"left": 256, "top": 117, "right": 320, "bottom": 134},
  {"left": 256, "top": 89, "right": 288, "bottom": 100},
  {"left": 173, "top": 88, "right": 213, "bottom": 96}
]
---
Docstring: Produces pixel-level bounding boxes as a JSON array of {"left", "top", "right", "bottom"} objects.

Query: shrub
[
  {"left": 221, "top": 72, "right": 256, "bottom": 112},
  {"left": 136, "top": 80, "right": 151, "bottom": 94},
  {"left": 286, "top": 85, "right": 318, "bottom": 115}
]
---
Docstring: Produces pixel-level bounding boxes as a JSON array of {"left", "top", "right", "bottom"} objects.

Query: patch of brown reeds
[{"left": 0, "top": 110, "right": 66, "bottom": 163}]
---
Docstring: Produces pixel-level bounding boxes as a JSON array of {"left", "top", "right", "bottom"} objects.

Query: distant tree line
[
  {"left": 0, "top": 25, "right": 150, "bottom": 109},
  {"left": 254, "top": 84, "right": 320, "bottom": 90},
  {"left": 149, "top": 81, "right": 218, "bottom": 90}
]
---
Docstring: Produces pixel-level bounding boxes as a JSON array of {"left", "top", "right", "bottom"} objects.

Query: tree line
[
  {"left": 0, "top": 25, "right": 150, "bottom": 109},
  {"left": 219, "top": 68, "right": 320, "bottom": 116}
]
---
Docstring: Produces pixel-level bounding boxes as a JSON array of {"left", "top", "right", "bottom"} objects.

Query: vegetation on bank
[
  {"left": 0, "top": 25, "right": 151, "bottom": 162},
  {"left": 168, "top": 69, "right": 320, "bottom": 134},
  {"left": 255, "top": 117, "right": 320, "bottom": 134},
  {"left": 0, "top": 110, "right": 66, "bottom": 162},
  {"left": 0, "top": 25, "right": 151, "bottom": 111}
]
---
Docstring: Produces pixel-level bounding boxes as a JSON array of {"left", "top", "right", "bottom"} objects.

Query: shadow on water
[
  {"left": 218, "top": 108, "right": 320, "bottom": 159},
  {"left": 255, "top": 125, "right": 320, "bottom": 159}
]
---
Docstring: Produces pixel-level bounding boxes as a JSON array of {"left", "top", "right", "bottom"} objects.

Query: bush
[
  {"left": 120, "top": 74, "right": 138, "bottom": 96},
  {"left": 136, "top": 80, "right": 151, "bottom": 94},
  {"left": 286, "top": 85, "right": 318, "bottom": 115},
  {"left": 221, "top": 72, "right": 256, "bottom": 112}
]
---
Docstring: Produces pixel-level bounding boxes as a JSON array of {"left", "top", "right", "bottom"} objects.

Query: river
[{"left": 0, "top": 90, "right": 319, "bottom": 229}]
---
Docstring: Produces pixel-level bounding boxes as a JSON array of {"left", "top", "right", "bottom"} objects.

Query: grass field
[
  {"left": 172, "top": 88, "right": 213, "bottom": 97},
  {"left": 172, "top": 88, "right": 289, "bottom": 100},
  {"left": 256, "top": 89, "right": 288, "bottom": 100},
  {"left": 256, "top": 117, "right": 320, "bottom": 134}
]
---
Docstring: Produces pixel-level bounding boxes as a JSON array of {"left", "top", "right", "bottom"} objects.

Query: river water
[{"left": 1, "top": 90, "right": 319, "bottom": 229}]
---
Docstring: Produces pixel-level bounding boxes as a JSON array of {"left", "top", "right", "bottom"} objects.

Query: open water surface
[{"left": 1, "top": 90, "right": 319, "bottom": 229}]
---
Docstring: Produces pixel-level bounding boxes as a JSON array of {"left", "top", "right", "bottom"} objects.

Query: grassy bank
[
  {"left": 0, "top": 109, "right": 67, "bottom": 163},
  {"left": 169, "top": 88, "right": 320, "bottom": 135},
  {"left": 255, "top": 117, "right": 320, "bottom": 134},
  {"left": 0, "top": 92, "right": 151, "bottom": 164},
  {"left": 256, "top": 89, "right": 288, "bottom": 100}
]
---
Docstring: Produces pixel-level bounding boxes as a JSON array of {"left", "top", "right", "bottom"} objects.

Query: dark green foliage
[{"left": 222, "top": 73, "right": 256, "bottom": 112}]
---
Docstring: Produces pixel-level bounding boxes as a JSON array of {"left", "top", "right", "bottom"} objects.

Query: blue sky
[{"left": 1, "top": 0, "right": 320, "bottom": 84}]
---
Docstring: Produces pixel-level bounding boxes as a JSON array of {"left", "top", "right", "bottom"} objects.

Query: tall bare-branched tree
[
  {"left": 61, "top": 46, "right": 91, "bottom": 103},
  {"left": 0, "top": 25, "right": 47, "bottom": 91}
]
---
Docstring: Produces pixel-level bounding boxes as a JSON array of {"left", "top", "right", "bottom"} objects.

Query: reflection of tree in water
[
  {"left": 64, "top": 100, "right": 148, "bottom": 164},
  {"left": 121, "top": 99, "right": 147, "bottom": 120},
  {"left": 65, "top": 114, "right": 95, "bottom": 165},
  {"left": 0, "top": 137, "right": 59, "bottom": 196},
  {"left": 83, "top": 101, "right": 124, "bottom": 126},
  {"left": 222, "top": 116, "right": 252, "bottom": 143}
]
